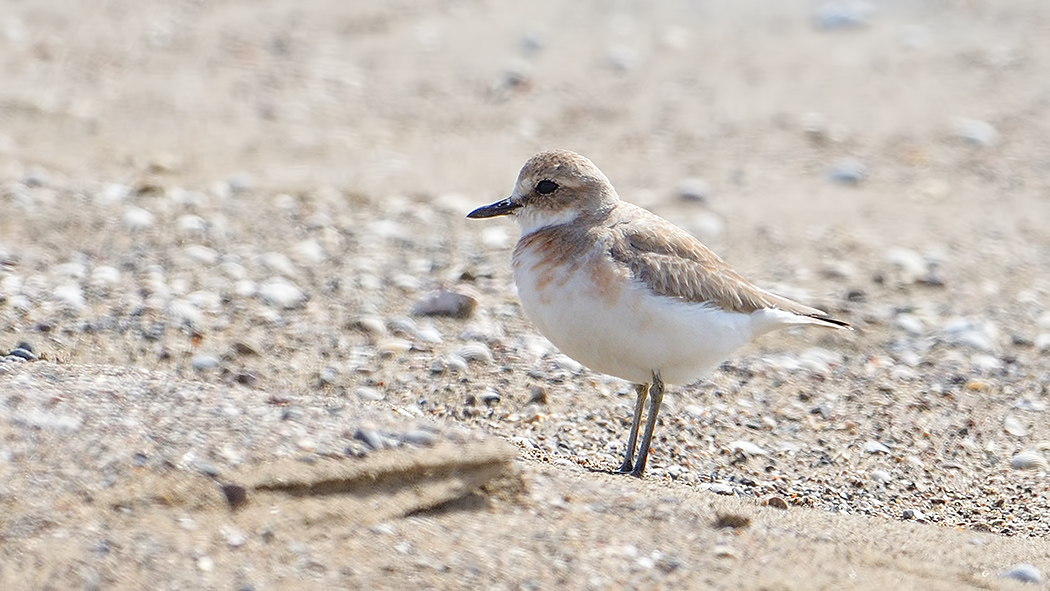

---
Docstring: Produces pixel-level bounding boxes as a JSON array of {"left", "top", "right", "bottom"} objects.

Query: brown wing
[{"left": 608, "top": 205, "right": 846, "bottom": 325}]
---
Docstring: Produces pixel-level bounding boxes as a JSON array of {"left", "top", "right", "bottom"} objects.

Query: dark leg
[
  {"left": 618, "top": 383, "right": 649, "bottom": 473},
  {"left": 630, "top": 371, "right": 664, "bottom": 478}
]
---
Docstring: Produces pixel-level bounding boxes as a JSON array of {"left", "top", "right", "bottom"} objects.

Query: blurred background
[{"left": 3, "top": 0, "right": 1048, "bottom": 237}]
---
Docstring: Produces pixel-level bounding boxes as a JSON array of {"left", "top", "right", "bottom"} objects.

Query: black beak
[{"left": 467, "top": 197, "right": 522, "bottom": 219}]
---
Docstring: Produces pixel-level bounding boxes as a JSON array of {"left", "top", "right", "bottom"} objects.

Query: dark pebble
[
  {"left": 221, "top": 483, "right": 249, "bottom": 509},
  {"left": 528, "top": 385, "right": 549, "bottom": 405},
  {"left": 8, "top": 342, "right": 38, "bottom": 361},
  {"left": 234, "top": 372, "right": 258, "bottom": 386},
  {"left": 713, "top": 513, "right": 751, "bottom": 529},
  {"left": 846, "top": 288, "right": 867, "bottom": 302}
]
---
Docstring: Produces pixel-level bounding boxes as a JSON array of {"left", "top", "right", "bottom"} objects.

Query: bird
[{"left": 467, "top": 149, "right": 851, "bottom": 477}]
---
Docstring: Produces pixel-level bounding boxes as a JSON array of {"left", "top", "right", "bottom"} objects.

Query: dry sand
[{"left": 2, "top": 0, "right": 1050, "bottom": 589}]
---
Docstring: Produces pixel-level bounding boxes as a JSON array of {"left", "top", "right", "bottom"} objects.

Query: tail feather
[{"left": 804, "top": 314, "right": 852, "bottom": 330}]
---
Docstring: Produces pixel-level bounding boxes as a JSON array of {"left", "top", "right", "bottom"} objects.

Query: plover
[{"left": 468, "top": 149, "right": 851, "bottom": 477}]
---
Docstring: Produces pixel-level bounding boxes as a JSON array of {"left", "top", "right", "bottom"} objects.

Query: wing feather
[{"left": 607, "top": 205, "right": 849, "bottom": 328}]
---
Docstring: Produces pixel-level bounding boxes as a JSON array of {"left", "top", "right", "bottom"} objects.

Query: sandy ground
[{"left": 2, "top": 0, "right": 1050, "bottom": 588}]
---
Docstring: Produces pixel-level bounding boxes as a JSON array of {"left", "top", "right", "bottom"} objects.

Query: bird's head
[{"left": 467, "top": 149, "right": 618, "bottom": 234}]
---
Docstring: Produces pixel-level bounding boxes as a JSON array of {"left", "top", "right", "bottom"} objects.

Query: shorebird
[{"left": 468, "top": 149, "right": 850, "bottom": 477}]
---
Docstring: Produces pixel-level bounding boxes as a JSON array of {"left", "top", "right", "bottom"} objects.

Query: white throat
[{"left": 515, "top": 206, "right": 580, "bottom": 235}]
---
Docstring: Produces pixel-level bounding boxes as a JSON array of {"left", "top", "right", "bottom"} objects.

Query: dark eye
[{"left": 536, "top": 180, "right": 559, "bottom": 195}]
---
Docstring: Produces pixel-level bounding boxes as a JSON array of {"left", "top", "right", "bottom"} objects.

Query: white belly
[{"left": 513, "top": 250, "right": 758, "bottom": 385}]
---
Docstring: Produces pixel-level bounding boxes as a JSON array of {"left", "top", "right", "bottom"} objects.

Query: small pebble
[
  {"left": 354, "top": 428, "right": 385, "bottom": 450},
  {"left": 259, "top": 252, "right": 298, "bottom": 277},
  {"left": 814, "top": 0, "right": 873, "bottom": 30},
  {"left": 520, "top": 31, "right": 544, "bottom": 54},
  {"left": 528, "top": 385, "right": 549, "bottom": 405},
  {"left": 894, "top": 313, "right": 924, "bottom": 335},
  {"left": 1010, "top": 451, "right": 1049, "bottom": 471},
  {"left": 350, "top": 316, "right": 387, "bottom": 337},
  {"left": 885, "top": 248, "right": 929, "bottom": 284},
  {"left": 706, "top": 483, "right": 736, "bottom": 495},
  {"left": 1003, "top": 416, "right": 1028, "bottom": 437},
  {"left": 220, "top": 484, "right": 248, "bottom": 508},
  {"left": 686, "top": 211, "right": 725, "bottom": 242},
  {"left": 863, "top": 441, "right": 892, "bottom": 454},
  {"left": 479, "top": 388, "right": 502, "bottom": 406},
  {"left": 258, "top": 278, "right": 306, "bottom": 309},
  {"left": 377, "top": 339, "right": 413, "bottom": 358},
  {"left": 193, "top": 460, "right": 221, "bottom": 477},
  {"left": 1001, "top": 564, "right": 1044, "bottom": 584},
  {"left": 711, "top": 545, "right": 740, "bottom": 560},
  {"left": 226, "top": 173, "right": 253, "bottom": 193},
  {"left": 22, "top": 166, "right": 49, "bottom": 187},
  {"left": 901, "top": 508, "right": 925, "bottom": 521},
  {"left": 821, "top": 260, "right": 855, "bottom": 280},
  {"left": 292, "top": 240, "right": 326, "bottom": 266},
  {"left": 122, "top": 207, "right": 155, "bottom": 230},
  {"left": 191, "top": 355, "right": 221, "bottom": 371},
  {"left": 549, "top": 354, "right": 583, "bottom": 374},
  {"left": 167, "top": 299, "right": 203, "bottom": 327},
  {"left": 218, "top": 260, "right": 246, "bottom": 280},
  {"left": 234, "top": 280, "right": 258, "bottom": 297},
  {"left": 183, "top": 245, "right": 219, "bottom": 266},
  {"left": 606, "top": 44, "right": 639, "bottom": 71},
  {"left": 354, "top": 387, "right": 384, "bottom": 401},
  {"left": 442, "top": 354, "right": 470, "bottom": 373},
  {"left": 176, "top": 214, "right": 207, "bottom": 236},
  {"left": 90, "top": 266, "right": 121, "bottom": 287},
  {"left": 318, "top": 366, "right": 338, "bottom": 385},
  {"left": 971, "top": 354, "right": 1002, "bottom": 373},
  {"left": 429, "top": 357, "right": 449, "bottom": 374},
  {"left": 55, "top": 262, "right": 87, "bottom": 279},
  {"left": 763, "top": 497, "right": 789, "bottom": 510},
  {"left": 53, "top": 284, "right": 86, "bottom": 311},
  {"left": 729, "top": 441, "right": 768, "bottom": 456},
  {"left": 369, "top": 522, "right": 397, "bottom": 536},
  {"left": 675, "top": 178, "right": 713, "bottom": 203},
  {"left": 1013, "top": 398, "right": 1047, "bottom": 412},
  {"left": 8, "top": 342, "right": 38, "bottom": 361},
  {"left": 826, "top": 158, "right": 868, "bottom": 185},
  {"left": 713, "top": 513, "right": 751, "bottom": 529},
  {"left": 415, "top": 324, "right": 443, "bottom": 344},
  {"left": 98, "top": 183, "right": 131, "bottom": 205},
  {"left": 454, "top": 342, "right": 493, "bottom": 364},
  {"left": 870, "top": 470, "right": 892, "bottom": 484},
  {"left": 953, "top": 118, "right": 998, "bottom": 147},
  {"left": 401, "top": 429, "right": 438, "bottom": 446},
  {"left": 230, "top": 341, "right": 262, "bottom": 357},
  {"left": 412, "top": 291, "right": 477, "bottom": 319},
  {"left": 221, "top": 526, "right": 248, "bottom": 548}
]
